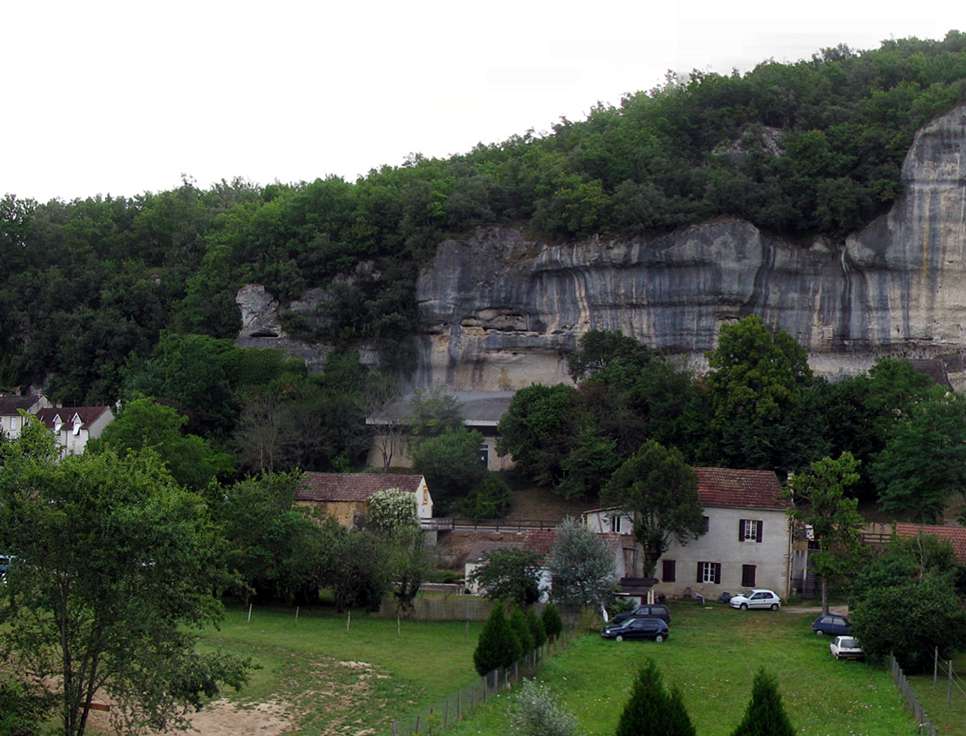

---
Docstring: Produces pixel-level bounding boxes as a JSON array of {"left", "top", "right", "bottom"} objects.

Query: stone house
[
  {"left": 0, "top": 394, "right": 52, "bottom": 439},
  {"left": 366, "top": 390, "right": 515, "bottom": 472},
  {"left": 583, "top": 467, "right": 792, "bottom": 599},
  {"left": 295, "top": 472, "right": 433, "bottom": 529},
  {"left": 35, "top": 406, "right": 115, "bottom": 457}
]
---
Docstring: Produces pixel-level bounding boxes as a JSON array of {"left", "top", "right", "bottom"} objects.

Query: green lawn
[
  {"left": 909, "top": 650, "right": 966, "bottom": 736},
  {"left": 197, "top": 604, "right": 483, "bottom": 735},
  {"left": 448, "top": 605, "right": 916, "bottom": 736}
]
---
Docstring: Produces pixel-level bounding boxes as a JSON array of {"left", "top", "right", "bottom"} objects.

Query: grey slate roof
[
  {"left": 0, "top": 396, "right": 38, "bottom": 415},
  {"left": 367, "top": 390, "right": 515, "bottom": 428}
]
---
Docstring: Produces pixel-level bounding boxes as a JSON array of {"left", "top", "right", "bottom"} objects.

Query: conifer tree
[
  {"left": 616, "top": 659, "right": 672, "bottom": 736},
  {"left": 542, "top": 602, "right": 563, "bottom": 641},
  {"left": 666, "top": 686, "right": 697, "bottom": 736},
  {"left": 510, "top": 606, "right": 536, "bottom": 654},
  {"left": 474, "top": 606, "right": 520, "bottom": 676},
  {"left": 526, "top": 607, "right": 547, "bottom": 648},
  {"left": 731, "top": 669, "right": 796, "bottom": 736}
]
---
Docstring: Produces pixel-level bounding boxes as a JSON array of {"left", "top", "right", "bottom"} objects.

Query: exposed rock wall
[
  {"left": 415, "top": 104, "right": 966, "bottom": 390},
  {"left": 238, "top": 105, "right": 966, "bottom": 390}
]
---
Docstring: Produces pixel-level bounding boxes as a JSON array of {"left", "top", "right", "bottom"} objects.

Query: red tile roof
[
  {"left": 893, "top": 523, "right": 966, "bottom": 563},
  {"left": 296, "top": 472, "right": 424, "bottom": 503},
  {"left": 0, "top": 396, "right": 41, "bottom": 415},
  {"left": 694, "top": 467, "right": 788, "bottom": 511},
  {"left": 36, "top": 406, "right": 110, "bottom": 430}
]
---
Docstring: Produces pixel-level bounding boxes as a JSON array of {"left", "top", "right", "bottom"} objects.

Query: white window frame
[
  {"left": 700, "top": 561, "right": 719, "bottom": 584},
  {"left": 742, "top": 519, "right": 761, "bottom": 542}
]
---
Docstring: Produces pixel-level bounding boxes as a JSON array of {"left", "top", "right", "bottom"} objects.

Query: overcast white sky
[{"left": 2, "top": 0, "right": 963, "bottom": 201}]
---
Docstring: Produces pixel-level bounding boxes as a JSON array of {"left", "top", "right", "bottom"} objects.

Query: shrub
[
  {"left": 542, "top": 602, "right": 563, "bottom": 641},
  {"left": 0, "top": 679, "right": 48, "bottom": 736},
  {"left": 547, "top": 517, "right": 616, "bottom": 610},
  {"left": 666, "top": 686, "right": 697, "bottom": 736},
  {"left": 731, "top": 669, "right": 795, "bottom": 736},
  {"left": 412, "top": 428, "right": 487, "bottom": 511},
  {"left": 510, "top": 680, "right": 581, "bottom": 736},
  {"left": 526, "top": 607, "right": 547, "bottom": 649},
  {"left": 474, "top": 606, "right": 521, "bottom": 676},
  {"left": 470, "top": 548, "right": 543, "bottom": 607},
  {"left": 366, "top": 488, "right": 418, "bottom": 536},
  {"left": 510, "top": 606, "right": 535, "bottom": 654},
  {"left": 456, "top": 474, "right": 513, "bottom": 521},
  {"left": 616, "top": 659, "right": 690, "bottom": 736}
]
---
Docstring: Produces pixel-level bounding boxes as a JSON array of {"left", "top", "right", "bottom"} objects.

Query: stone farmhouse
[
  {"left": 583, "top": 467, "right": 792, "bottom": 600},
  {"left": 295, "top": 472, "right": 433, "bottom": 530},
  {"left": 366, "top": 390, "right": 515, "bottom": 472}
]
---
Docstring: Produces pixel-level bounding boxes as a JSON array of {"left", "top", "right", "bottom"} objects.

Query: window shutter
[
  {"left": 756, "top": 520, "right": 763, "bottom": 543},
  {"left": 713, "top": 563, "right": 721, "bottom": 585},
  {"left": 739, "top": 519, "right": 746, "bottom": 541},
  {"left": 696, "top": 562, "right": 703, "bottom": 583}
]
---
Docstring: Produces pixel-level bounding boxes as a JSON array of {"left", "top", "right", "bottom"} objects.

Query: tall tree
[
  {"left": 705, "top": 316, "right": 826, "bottom": 473},
  {"left": 547, "top": 518, "right": 616, "bottom": 610},
  {"left": 787, "top": 453, "right": 864, "bottom": 614},
  {"left": 603, "top": 440, "right": 705, "bottom": 577},
  {"left": 730, "top": 669, "right": 796, "bottom": 736},
  {"left": 0, "top": 419, "right": 249, "bottom": 736},
  {"left": 872, "top": 393, "right": 966, "bottom": 522}
]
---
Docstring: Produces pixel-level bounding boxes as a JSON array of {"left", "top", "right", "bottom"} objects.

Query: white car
[
  {"left": 729, "top": 589, "right": 781, "bottom": 610},
  {"left": 830, "top": 636, "right": 864, "bottom": 660}
]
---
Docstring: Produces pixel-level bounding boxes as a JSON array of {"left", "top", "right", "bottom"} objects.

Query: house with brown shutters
[
  {"left": 295, "top": 472, "right": 433, "bottom": 530},
  {"left": 582, "top": 467, "right": 792, "bottom": 600}
]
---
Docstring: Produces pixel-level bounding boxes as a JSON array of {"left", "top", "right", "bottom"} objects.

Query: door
[
  {"left": 750, "top": 592, "right": 767, "bottom": 609},
  {"left": 741, "top": 564, "right": 756, "bottom": 588}
]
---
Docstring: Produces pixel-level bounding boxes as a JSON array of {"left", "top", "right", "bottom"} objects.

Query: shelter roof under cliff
[{"left": 367, "top": 390, "right": 515, "bottom": 428}]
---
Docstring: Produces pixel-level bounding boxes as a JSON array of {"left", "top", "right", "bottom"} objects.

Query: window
[
  {"left": 739, "top": 519, "right": 763, "bottom": 543},
  {"left": 697, "top": 561, "right": 721, "bottom": 584},
  {"left": 478, "top": 444, "right": 489, "bottom": 467},
  {"left": 662, "top": 559, "right": 676, "bottom": 582},
  {"left": 701, "top": 516, "right": 710, "bottom": 533},
  {"left": 609, "top": 514, "right": 623, "bottom": 534},
  {"left": 741, "top": 564, "right": 756, "bottom": 587}
]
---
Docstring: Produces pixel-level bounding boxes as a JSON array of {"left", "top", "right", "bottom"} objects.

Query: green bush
[
  {"left": 731, "top": 669, "right": 795, "bottom": 736},
  {"left": 456, "top": 474, "right": 513, "bottom": 521},
  {"left": 0, "top": 679, "right": 47, "bottom": 736},
  {"left": 510, "top": 680, "right": 581, "bottom": 736},
  {"left": 526, "top": 607, "right": 547, "bottom": 649},
  {"left": 509, "top": 606, "right": 536, "bottom": 654},
  {"left": 542, "top": 602, "right": 563, "bottom": 641},
  {"left": 474, "top": 606, "right": 521, "bottom": 676},
  {"left": 616, "top": 659, "right": 695, "bottom": 736}
]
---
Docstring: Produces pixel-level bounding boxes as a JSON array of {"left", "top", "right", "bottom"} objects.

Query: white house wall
[{"left": 584, "top": 507, "right": 792, "bottom": 598}]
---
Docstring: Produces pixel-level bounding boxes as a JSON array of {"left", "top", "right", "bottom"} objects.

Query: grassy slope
[
  {"left": 448, "top": 605, "right": 916, "bottom": 736},
  {"left": 197, "top": 605, "right": 482, "bottom": 735},
  {"left": 909, "top": 650, "right": 966, "bottom": 736}
]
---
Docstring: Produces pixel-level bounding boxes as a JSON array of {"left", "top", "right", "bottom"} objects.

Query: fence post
[
  {"left": 414, "top": 714, "right": 420, "bottom": 734},
  {"left": 457, "top": 690, "right": 462, "bottom": 721},
  {"left": 948, "top": 660, "right": 953, "bottom": 706},
  {"left": 392, "top": 720, "right": 398, "bottom": 736}
]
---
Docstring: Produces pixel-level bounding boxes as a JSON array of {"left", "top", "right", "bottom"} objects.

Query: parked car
[
  {"left": 729, "top": 589, "right": 782, "bottom": 610},
  {"left": 610, "top": 604, "right": 671, "bottom": 626},
  {"left": 811, "top": 613, "right": 851, "bottom": 636},
  {"left": 829, "top": 636, "right": 864, "bottom": 660},
  {"left": 601, "top": 617, "right": 670, "bottom": 643}
]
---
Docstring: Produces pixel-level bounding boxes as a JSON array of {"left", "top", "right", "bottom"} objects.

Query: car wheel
[
  {"left": 740, "top": 603, "right": 748, "bottom": 610},
  {"left": 616, "top": 635, "right": 623, "bottom": 642},
  {"left": 815, "top": 630, "right": 823, "bottom": 635},
  {"left": 655, "top": 635, "right": 664, "bottom": 643},
  {"left": 770, "top": 603, "right": 779, "bottom": 611}
]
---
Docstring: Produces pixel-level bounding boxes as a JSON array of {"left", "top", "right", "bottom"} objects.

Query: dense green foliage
[
  {"left": 0, "top": 419, "right": 250, "bottom": 736},
  {"left": 509, "top": 606, "right": 536, "bottom": 654},
  {"left": 525, "top": 607, "right": 547, "bottom": 649},
  {"left": 616, "top": 660, "right": 696, "bottom": 736},
  {"left": 411, "top": 427, "right": 487, "bottom": 511},
  {"left": 474, "top": 606, "right": 521, "bottom": 676},
  {"left": 471, "top": 548, "right": 544, "bottom": 607},
  {"left": 730, "top": 669, "right": 796, "bottom": 736},
  {"left": 2, "top": 35, "right": 964, "bottom": 406},
  {"left": 542, "top": 602, "right": 563, "bottom": 642},
  {"left": 456, "top": 473, "right": 513, "bottom": 521},
  {"left": 603, "top": 440, "right": 705, "bottom": 577},
  {"left": 547, "top": 517, "right": 617, "bottom": 610}
]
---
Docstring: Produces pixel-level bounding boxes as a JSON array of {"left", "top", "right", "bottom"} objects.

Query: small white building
[
  {"left": 35, "top": 406, "right": 114, "bottom": 457},
  {"left": 583, "top": 467, "right": 792, "bottom": 599},
  {"left": 0, "top": 394, "right": 51, "bottom": 439}
]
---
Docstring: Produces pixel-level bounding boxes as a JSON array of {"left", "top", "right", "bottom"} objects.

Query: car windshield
[
  {"left": 839, "top": 638, "right": 859, "bottom": 648},
  {"left": 742, "top": 590, "right": 755, "bottom": 597}
]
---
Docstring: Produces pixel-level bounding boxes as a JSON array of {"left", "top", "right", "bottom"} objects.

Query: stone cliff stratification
[{"left": 414, "top": 104, "right": 966, "bottom": 390}]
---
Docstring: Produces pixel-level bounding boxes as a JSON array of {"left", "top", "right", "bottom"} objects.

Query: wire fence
[
  {"left": 889, "top": 654, "right": 938, "bottom": 736},
  {"left": 388, "top": 630, "right": 576, "bottom": 736},
  {"left": 931, "top": 648, "right": 966, "bottom": 705}
]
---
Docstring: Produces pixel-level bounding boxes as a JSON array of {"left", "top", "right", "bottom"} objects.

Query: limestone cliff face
[{"left": 415, "top": 104, "right": 966, "bottom": 390}]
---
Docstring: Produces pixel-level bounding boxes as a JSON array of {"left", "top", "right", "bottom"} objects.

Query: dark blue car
[
  {"left": 602, "top": 617, "right": 670, "bottom": 642},
  {"left": 811, "top": 613, "right": 851, "bottom": 636}
]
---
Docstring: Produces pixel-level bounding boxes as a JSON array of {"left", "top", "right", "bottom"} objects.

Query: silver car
[
  {"left": 830, "top": 636, "right": 864, "bottom": 660},
  {"left": 729, "top": 589, "right": 782, "bottom": 610}
]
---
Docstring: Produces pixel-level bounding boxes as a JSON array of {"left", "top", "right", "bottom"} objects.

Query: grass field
[
  {"left": 447, "top": 604, "right": 917, "bottom": 736},
  {"left": 909, "top": 650, "right": 966, "bottom": 736},
  {"left": 196, "top": 604, "right": 483, "bottom": 735}
]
